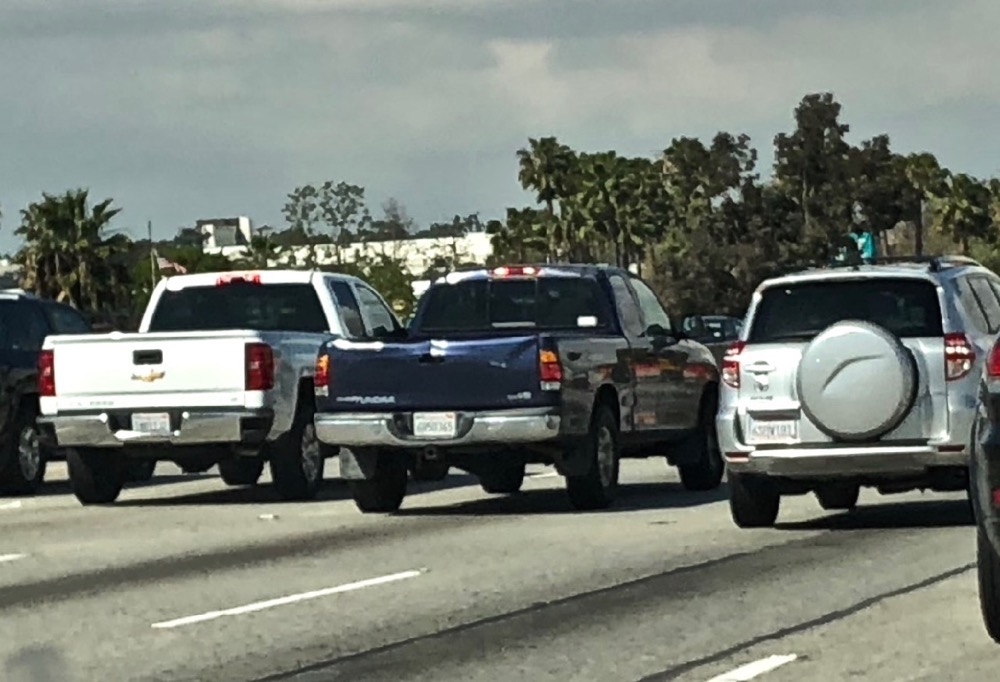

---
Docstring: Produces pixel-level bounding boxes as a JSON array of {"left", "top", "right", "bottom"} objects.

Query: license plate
[
  {"left": 131, "top": 412, "right": 172, "bottom": 436},
  {"left": 412, "top": 412, "right": 457, "bottom": 439},
  {"left": 749, "top": 419, "right": 798, "bottom": 443}
]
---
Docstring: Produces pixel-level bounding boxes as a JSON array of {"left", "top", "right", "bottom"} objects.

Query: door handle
[{"left": 745, "top": 361, "right": 774, "bottom": 374}]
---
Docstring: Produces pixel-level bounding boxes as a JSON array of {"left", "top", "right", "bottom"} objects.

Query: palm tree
[{"left": 15, "top": 189, "right": 131, "bottom": 316}]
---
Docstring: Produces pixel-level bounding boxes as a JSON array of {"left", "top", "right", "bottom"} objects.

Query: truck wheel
[
  {"left": 219, "top": 458, "right": 264, "bottom": 487},
  {"left": 349, "top": 453, "right": 408, "bottom": 513},
  {"left": 480, "top": 463, "right": 525, "bottom": 494},
  {"left": 0, "top": 408, "right": 47, "bottom": 495},
  {"left": 676, "top": 392, "right": 724, "bottom": 492},
  {"left": 66, "top": 448, "right": 124, "bottom": 505},
  {"left": 979, "top": 528, "right": 1000, "bottom": 643},
  {"left": 566, "top": 405, "right": 620, "bottom": 511},
  {"left": 728, "top": 472, "right": 780, "bottom": 528},
  {"left": 270, "top": 405, "right": 326, "bottom": 501},
  {"left": 816, "top": 483, "right": 860, "bottom": 511},
  {"left": 124, "top": 460, "right": 157, "bottom": 483}
]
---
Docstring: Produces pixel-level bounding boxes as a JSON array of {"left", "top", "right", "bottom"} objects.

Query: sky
[{"left": 1, "top": 0, "right": 998, "bottom": 253}]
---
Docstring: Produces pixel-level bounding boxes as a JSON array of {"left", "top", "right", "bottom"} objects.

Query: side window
[
  {"left": 969, "top": 277, "right": 1000, "bottom": 333},
  {"left": 328, "top": 280, "right": 366, "bottom": 338},
  {"left": 608, "top": 275, "right": 643, "bottom": 336},
  {"left": 956, "top": 277, "right": 991, "bottom": 334},
  {"left": 44, "top": 303, "right": 91, "bottom": 334},
  {"left": 629, "top": 277, "right": 673, "bottom": 334},
  {"left": 1, "top": 302, "right": 50, "bottom": 352},
  {"left": 354, "top": 285, "right": 398, "bottom": 338}
]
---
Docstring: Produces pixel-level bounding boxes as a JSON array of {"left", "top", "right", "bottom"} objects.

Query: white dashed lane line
[
  {"left": 705, "top": 654, "right": 799, "bottom": 682},
  {"left": 0, "top": 500, "right": 22, "bottom": 510},
  {"left": 0, "top": 553, "right": 27, "bottom": 563},
  {"left": 151, "top": 569, "right": 424, "bottom": 629}
]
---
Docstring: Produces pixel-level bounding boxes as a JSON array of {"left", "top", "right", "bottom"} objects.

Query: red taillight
[
  {"left": 315, "top": 353, "right": 330, "bottom": 388},
  {"left": 245, "top": 342, "right": 274, "bottom": 391},
  {"left": 539, "top": 349, "right": 562, "bottom": 389},
  {"left": 38, "top": 350, "right": 55, "bottom": 397},
  {"left": 492, "top": 265, "right": 538, "bottom": 278},
  {"left": 945, "top": 332, "right": 975, "bottom": 381},
  {"left": 722, "top": 341, "right": 745, "bottom": 388},
  {"left": 987, "top": 338, "right": 1000, "bottom": 379},
  {"left": 217, "top": 273, "right": 262, "bottom": 286}
]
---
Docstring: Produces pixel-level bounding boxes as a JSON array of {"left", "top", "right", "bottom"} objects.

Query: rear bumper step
[
  {"left": 38, "top": 409, "right": 274, "bottom": 448},
  {"left": 314, "top": 408, "right": 561, "bottom": 448}
]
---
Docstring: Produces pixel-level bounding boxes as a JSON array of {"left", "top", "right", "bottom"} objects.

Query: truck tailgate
[
  {"left": 50, "top": 331, "right": 256, "bottom": 409},
  {"left": 324, "top": 335, "right": 549, "bottom": 411}
]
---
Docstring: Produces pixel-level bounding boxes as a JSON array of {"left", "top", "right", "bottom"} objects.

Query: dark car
[
  {"left": 0, "top": 290, "right": 93, "bottom": 494},
  {"left": 972, "top": 330, "right": 1000, "bottom": 642},
  {"left": 312, "top": 263, "right": 723, "bottom": 513}
]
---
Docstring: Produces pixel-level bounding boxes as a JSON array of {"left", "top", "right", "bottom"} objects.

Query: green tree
[{"left": 15, "top": 189, "right": 133, "bottom": 320}]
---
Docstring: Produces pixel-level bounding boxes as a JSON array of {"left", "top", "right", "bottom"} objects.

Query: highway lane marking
[
  {"left": 0, "top": 500, "right": 22, "bottom": 510},
  {"left": 151, "top": 569, "right": 423, "bottom": 629},
  {"left": 0, "top": 553, "right": 27, "bottom": 563},
  {"left": 705, "top": 654, "right": 798, "bottom": 681}
]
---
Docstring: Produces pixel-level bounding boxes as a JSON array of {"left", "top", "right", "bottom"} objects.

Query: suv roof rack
[{"left": 782, "top": 254, "right": 983, "bottom": 275}]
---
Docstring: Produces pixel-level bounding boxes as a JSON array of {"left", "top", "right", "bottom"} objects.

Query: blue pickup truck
[{"left": 313, "top": 264, "right": 723, "bottom": 513}]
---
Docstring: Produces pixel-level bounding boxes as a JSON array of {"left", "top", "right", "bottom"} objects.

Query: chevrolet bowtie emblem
[{"left": 131, "top": 370, "right": 165, "bottom": 383}]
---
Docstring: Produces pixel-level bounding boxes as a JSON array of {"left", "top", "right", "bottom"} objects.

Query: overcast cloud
[{"left": 0, "top": 0, "right": 997, "bottom": 251}]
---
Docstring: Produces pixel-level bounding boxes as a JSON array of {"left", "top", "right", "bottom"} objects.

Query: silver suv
[{"left": 717, "top": 255, "right": 1000, "bottom": 528}]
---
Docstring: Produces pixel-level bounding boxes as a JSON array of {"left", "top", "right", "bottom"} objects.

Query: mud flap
[{"left": 339, "top": 448, "right": 380, "bottom": 480}]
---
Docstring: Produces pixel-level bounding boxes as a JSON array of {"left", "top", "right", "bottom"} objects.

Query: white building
[
  {"left": 197, "top": 217, "right": 253, "bottom": 249},
  {"left": 202, "top": 230, "right": 496, "bottom": 296}
]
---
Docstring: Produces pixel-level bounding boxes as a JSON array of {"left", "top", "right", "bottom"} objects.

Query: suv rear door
[{"left": 736, "top": 275, "right": 946, "bottom": 447}]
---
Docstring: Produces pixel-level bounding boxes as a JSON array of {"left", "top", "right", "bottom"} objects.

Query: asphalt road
[{"left": 0, "top": 458, "right": 997, "bottom": 682}]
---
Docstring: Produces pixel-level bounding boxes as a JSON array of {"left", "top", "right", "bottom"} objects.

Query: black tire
[
  {"left": 729, "top": 472, "right": 780, "bottom": 528},
  {"left": 677, "top": 391, "right": 724, "bottom": 492},
  {"left": 978, "top": 528, "right": 1000, "bottom": 643},
  {"left": 480, "top": 463, "right": 526, "bottom": 494},
  {"left": 566, "top": 405, "right": 620, "bottom": 511},
  {"left": 219, "top": 458, "right": 264, "bottom": 487},
  {"left": 816, "top": 483, "right": 860, "bottom": 511},
  {"left": 0, "top": 408, "right": 47, "bottom": 495},
  {"left": 269, "top": 403, "right": 326, "bottom": 501},
  {"left": 349, "top": 453, "right": 408, "bottom": 513},
  {"left": 124, "top": 460, "right": 157, "bottom": 483},
  {"left": 66, "top": 447, "right": 124, "bottom": 505}
]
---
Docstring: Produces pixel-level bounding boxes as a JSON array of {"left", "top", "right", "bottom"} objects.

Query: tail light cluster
[
  {"left": 38, "top": 350, "right": 55, "bottom": 397},
  {"left": 987, "top": 337, "right": 1000, "bottom": 379},
  {"left": 539, "top": 348, "right": 562, "bottom": 391},
  {"left": 721, "top": 341, "right": 745, "bottom": 388},
  {"left": 945, "top": 332, "right": 975, "bottom": 381},
  {"left": 314, "top": 353, "right": 330, "bottom": 396},
  {"left": 245, "top": 342, "right": 275, "bottom": 391}
]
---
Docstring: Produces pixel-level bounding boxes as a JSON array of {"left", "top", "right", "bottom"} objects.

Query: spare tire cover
[{"left": 796, "top": 320, "right": 917, "bottom": 441}]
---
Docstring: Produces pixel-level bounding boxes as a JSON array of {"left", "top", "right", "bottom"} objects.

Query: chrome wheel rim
[
  {"left": 18, "top": 426, "right": 41, "bottom": 482},
  {"left": 301, "top": 424, "right": 322, "bottom": 483},
  {"left": 596, "top": 425, "right": 616, "bottom": 488}
]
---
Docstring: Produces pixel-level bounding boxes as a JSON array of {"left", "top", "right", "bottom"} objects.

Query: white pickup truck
[{"left": 37, "top": 269, "right": 405, "bottom": 505}]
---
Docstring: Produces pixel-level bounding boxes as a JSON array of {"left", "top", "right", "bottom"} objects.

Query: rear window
[
  {"left": 748, "top": 278, "right": 943, "bottom": 343},
  {"left": 147, "top": 283, "right": 328, "bottom": 333},
  {"left": 416, "top": 277, "right": 613, "bottom": 333}
]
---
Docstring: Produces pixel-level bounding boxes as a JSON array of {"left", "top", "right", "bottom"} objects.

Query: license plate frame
[
  {"left": 131, "top": 412, "right": 172, "bottom": 436},
  {"left": 412, "top": 412, "right": 458, "bottom": 439},
  {"left": 748, "top": 419, "right": 798, "bottom": 444}
]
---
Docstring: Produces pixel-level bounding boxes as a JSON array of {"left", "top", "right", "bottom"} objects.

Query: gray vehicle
[{"left": 717, "top": 255, "right": 996, "bottom": 528}]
